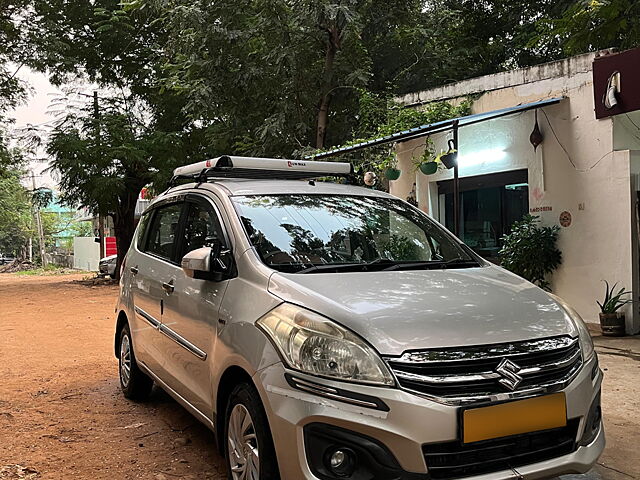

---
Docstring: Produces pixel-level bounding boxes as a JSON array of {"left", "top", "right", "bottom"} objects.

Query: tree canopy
[{"left": 1, "top": 0, "right": 638, "bottom": 270}]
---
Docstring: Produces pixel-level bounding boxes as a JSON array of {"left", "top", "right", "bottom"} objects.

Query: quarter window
[{"left": 145, "top": 203, "right": 183, "bottom": 261}]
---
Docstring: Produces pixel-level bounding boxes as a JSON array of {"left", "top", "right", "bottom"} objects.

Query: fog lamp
[{"left": 325, "top": 447, "right": 355, "bottom": 477}]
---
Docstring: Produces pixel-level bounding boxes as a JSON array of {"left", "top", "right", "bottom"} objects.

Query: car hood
[{"left": 267, "top": 265, "right": 577, "bottom": 355}]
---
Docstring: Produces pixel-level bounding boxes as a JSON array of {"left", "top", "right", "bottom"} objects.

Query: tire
[
  {"left": 118, "top": 323, "right": 153, "bottom": 400},
  {"left": 224, "top": 383, "right": 280, "bottom": 480}
]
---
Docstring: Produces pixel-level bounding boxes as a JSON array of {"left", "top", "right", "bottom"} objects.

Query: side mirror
[
  {"left": 181, "top": 247, "right": 212, "bottom": 278},
  {"left": 181, "top": 242, "right": 234, "bottom": 281}
]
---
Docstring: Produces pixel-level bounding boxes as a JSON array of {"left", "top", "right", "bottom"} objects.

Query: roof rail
[{"left": 168, "top": 155, "right": 354, "bottom": 187}]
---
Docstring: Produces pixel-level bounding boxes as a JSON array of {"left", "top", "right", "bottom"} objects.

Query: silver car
[{"left": 115, "top": 156, "right": 604, "bottom": 480}]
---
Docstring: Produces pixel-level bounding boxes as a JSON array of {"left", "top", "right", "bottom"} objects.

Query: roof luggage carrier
[{"left": 168, "top": 155, "right": 354, "bottom": 187}]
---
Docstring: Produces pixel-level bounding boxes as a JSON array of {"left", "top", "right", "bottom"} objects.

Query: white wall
[
  {"left": 73, "top": 237, "right": 100, "bottom": 272},
  {"left": 391, "top": 56, "right": 640, "bottom": 332}
]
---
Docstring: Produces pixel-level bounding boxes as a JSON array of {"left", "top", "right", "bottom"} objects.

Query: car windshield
[{"left": 232, "top": 194, "right": 479, "bottom": 273}]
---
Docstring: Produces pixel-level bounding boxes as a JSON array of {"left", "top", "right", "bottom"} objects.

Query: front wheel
[
  {"left": 225, "top": 383, "right": 280, "bottom": 480},
  {"left": 118, "top": 324, "right": 153, "bottom": 400}
]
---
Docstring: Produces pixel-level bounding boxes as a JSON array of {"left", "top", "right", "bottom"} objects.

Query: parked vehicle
[
  {"left": 0, "top": 254, "right": 16, "bottom": 265},
  {"left": 114, "top": 156, "right": 604, "bottom": 480},
  {"left": 98, "top": 254, "right": 117, "bottom": 278}
]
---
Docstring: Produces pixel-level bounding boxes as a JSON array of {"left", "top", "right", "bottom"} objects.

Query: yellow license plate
[{"left": 462, "top": 393, "right": 567, "bottom": 444}]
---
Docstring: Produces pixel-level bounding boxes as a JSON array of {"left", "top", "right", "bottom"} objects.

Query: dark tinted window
[
  {"left": 145, "top": 203, "right": 183, "bottom": 260},
  {"left": 180, "top": 202, "right": 223, "bottom": 256},
  {"left": 136, "top": 213, "right": 152, "bottom": 250}
]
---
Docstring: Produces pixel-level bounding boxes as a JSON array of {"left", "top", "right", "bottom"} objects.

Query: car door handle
[
  {"left": 130, "top": 266, "right": 139, "bottom": 274},
  {"left": 162, "top": 282, "right": 175, "bottom": 294}
]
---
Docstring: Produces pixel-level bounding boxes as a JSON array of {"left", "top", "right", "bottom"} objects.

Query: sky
[{"left": 10, "top": 66, "right": 61, "bottom": 190}]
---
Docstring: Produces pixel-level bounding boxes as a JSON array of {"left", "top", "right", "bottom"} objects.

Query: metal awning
[{"left": 311, "top": 97, "right": 564, "bottom": 159}]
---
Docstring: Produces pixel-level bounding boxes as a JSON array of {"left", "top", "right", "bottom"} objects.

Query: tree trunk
[
  {"left": 316, "top": 27, "right": 339, "bottom": 150},
  {"left": 112, "top": 190, "right": 138, "bottom": 281}
]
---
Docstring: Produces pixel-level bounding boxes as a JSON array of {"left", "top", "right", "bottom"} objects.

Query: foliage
[
  {"left": 318, "top": 95, "right": 472, "bottom": 182},
  {"left": 0, "top": 0, "right": 28, "bottom": 113},
  {"left": 45, "top": 93, "right": 193, "bottom": 275},
  {"left": 597, "top": 281, "right": 632, "bottom": 314},
  {"left": 41, "top": 211, "right": 92, "bottom": 250},
  {"left": 0, "top": 168, "right": 33, "bottom": 256},
  {"left": 498, "top": 215, "right": 562, "bottom": 290},
  {"left": 536, "top": 0, "right": 640, "bottom": 55}
]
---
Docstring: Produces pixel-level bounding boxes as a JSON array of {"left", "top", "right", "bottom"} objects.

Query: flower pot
[
  {"left": 440, "top": 151, "right": 458, "bottom": 169},
  {"left": 419, "top": 162, "right": 438, "bottom": 175},
  {"left": 599, "top": 313, "right": 626, "bottom": 336},
  {"left": 384, "top": 168, "right": 401, "bottom": 181}
]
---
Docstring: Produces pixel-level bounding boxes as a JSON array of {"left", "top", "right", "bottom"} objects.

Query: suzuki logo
[{"left": 495, "top": 358, "right": 523, "bottom": 391}]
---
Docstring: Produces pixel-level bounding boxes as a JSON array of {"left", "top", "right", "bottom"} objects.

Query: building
[{"left": 319, "top": 48, "right": 640, "bottom": 334}]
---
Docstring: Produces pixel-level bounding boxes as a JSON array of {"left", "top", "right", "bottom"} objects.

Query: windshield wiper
[
  {"left": 295, "top": 258, "right": 398, "bottom": 274},
  {"left": 381, "top": 258, "right": 480, "bottom": 271}
]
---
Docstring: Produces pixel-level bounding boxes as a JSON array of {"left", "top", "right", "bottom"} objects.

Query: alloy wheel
[
  {"left": 120, "top": 333, "right": 132, "bottom": 387},
  {"left": 227, "top": 404, "right": 259, "bottom": 480}
]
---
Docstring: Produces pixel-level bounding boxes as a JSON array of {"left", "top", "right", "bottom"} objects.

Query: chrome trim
[
  {"left": 390, "top": 348, "right": 582, "bottom": 385},
  {"left": 158, "top": 323, "right": 207, "bottom": 360},
  {"left": 385, "top": 336, "right": 583, "bottom": 406},
  {"left": 288, "top": 376, "right": 380, "bottom": 409},
  {"left": 134, "top": 306, "right": 160, "bottom": 328},
  {"left": 393, "top": 370, "right": 500, "bottom": 384},
  {"left": 292, "top": 377, "right": 339, "bottom": 394},
  {"left": 388, "top": 336, "right": 578, "bottom": 364}
]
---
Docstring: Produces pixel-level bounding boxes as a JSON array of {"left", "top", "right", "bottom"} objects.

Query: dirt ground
[
  {"left": 0, "top": 273, "right": 226, "bottom": 480},
  {"left": 0, "top": 273, "right": 638, "bottom": 480}
]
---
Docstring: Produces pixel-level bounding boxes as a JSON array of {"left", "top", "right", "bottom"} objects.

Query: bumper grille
[
  {"left": 422, "top": 420, "right": 579, "bottom": 479},
  {"left": 385, "top": 336, "right": 582, "bottom": 403}
]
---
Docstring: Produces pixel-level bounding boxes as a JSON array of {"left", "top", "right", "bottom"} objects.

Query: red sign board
[
  {"left": 105, "top": 237, "right": 117, "bottom": 257},
  {"left": 593, "top": 47, "right": 640, "bottom": 119}
]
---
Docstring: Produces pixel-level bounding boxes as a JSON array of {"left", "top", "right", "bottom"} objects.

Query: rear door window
[{"left": 144, "top": 203, "right": 184, "bottom": 262}]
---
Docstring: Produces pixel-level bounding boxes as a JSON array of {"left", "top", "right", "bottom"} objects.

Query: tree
[
  {"left": 537, "top": 0, "right": 640, "bottom": 55},
  {"left": 46, "top": 94, "right": 190, "bottom": 277},
  {"left": 0, "top": 168, "right": 33, "bottom": 257}
]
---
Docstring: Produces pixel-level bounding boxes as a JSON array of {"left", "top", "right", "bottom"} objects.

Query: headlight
[
  {"left": 551, "top": 295, "right": 595, "bottom": 362},
  {"left": 257, "top": 303, "right": 395, "bottom": 386}
]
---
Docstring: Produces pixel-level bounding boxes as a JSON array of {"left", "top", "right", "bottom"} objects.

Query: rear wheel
[
  {"left": 224, "top": 383, "right": 279, "bottom": 480},
  {"left": 118, "top": 324, "right": 153, "bottom": 400}
]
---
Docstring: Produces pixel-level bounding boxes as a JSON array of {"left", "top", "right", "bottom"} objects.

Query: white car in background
[{"left": 98, "top": 254, "right": 117, "bottom": 278}]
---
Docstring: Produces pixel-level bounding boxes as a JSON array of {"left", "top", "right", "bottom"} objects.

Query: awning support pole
[{"left": 452, "top": 120, "right": 460, "bottom": 237}]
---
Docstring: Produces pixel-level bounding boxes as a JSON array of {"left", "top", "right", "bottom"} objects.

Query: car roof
[{"left": 161, "top": 179, "right": 396, "bottom": 199}]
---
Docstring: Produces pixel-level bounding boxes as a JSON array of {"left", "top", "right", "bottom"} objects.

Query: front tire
[
  {"left": 224, "top": 383, "right": 280, "bottom": 480},
  {"left": 118, "top": 324, "right": 153, "bottom": 400}
]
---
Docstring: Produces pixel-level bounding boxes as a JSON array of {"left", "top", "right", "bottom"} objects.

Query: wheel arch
[
  {"left": 114, "top": 310, "right": 129, "bottom": 358},
  {"left": 215, "top": 365, "right": 256, "bottom": 450}
]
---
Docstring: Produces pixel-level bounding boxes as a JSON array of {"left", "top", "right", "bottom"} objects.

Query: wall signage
[
  {"left": 530, "top": 206, "right": 552, "bottom": 213},
  {"left": 559, "top": 211, "right": 572, "bottom": 227}
]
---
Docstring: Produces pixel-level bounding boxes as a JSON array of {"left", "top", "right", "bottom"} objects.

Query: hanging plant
[
  {"left": 413, "top": 139, "right": 439, "bottom": 175},
  {"left": 378, "top": 152, "right": 401, "bottom": 180}
]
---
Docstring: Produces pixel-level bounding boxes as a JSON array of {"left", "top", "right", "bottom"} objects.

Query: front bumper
[{"left": 253, "top": 356, "right": 604, "bottom": 480}]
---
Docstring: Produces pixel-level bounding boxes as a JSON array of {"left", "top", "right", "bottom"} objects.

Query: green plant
[
  {"left": 597, "top": 281, "right": 632, "bottom": 314},
  {"left": 499, "top": 215, "right": 562, "bottom": 291},
  {"left": 412, "top": 140, "right": 437, "bottom": 170},
  {"left": 378, "top": 153, "right": 398, "bottom": 170}
]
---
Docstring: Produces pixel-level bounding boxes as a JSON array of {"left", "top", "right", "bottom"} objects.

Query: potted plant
[
  {"left": 379, "top": 153, "right": 401, "bottom": 181},
  {"left": 414, "top": 141, "right": 439, "bottom": 175},
  {"left": 597, "top": 281, "right": 631, "bottom": 336}
]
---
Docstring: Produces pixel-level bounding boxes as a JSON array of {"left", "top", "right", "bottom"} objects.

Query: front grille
[
  {"left": 384, "top": 336, "right": 582, "bottom": 403},
  {"left": 422, "top": 420, "right": 579, "bottom": 479}
]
